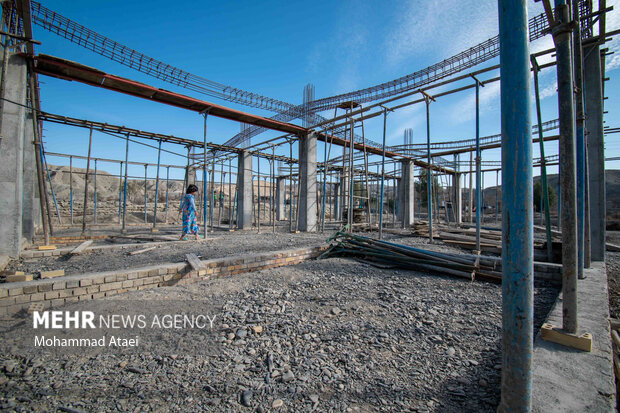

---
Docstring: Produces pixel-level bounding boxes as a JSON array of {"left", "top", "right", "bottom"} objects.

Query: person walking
[{"left": 179, "top": 184, "right": 200, "bottom": 240}]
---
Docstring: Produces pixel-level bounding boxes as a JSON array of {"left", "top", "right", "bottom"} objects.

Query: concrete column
[
  {"left": 236, "top": 151, "right": 252, "bottom": 229},
  {"left": 454, "top": 172, "right": 462, "bottom": 224},
  {"left": 186, "top": 166, "right": 197, "bottom": 186},
  {"left": 22, "top": 111, "right": 39, "bottom": 241},
  {"left": 398, "top": 160, "right": 414, "bottom": 227},
  {"left": 276, "top": 177, "right": 286, "bottom": 221},
  {"left": 584, "top": 44, "right": 605, "bottom": 261},
  {"left": 297, "top": 131, "right": 317, "bottom": 232},
  {"left": 0, "top": 53, "right": 27, "bottom": 256}
]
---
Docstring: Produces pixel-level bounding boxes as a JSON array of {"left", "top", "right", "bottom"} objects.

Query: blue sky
[{"left": 34, "top": 0, "right": 620, "bottom": 187}]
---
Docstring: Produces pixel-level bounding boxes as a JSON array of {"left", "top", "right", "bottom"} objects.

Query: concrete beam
[
  {"left": 0, "top": 53, "right": 27, "bottom": 256},
  {"left": 297, "top": 131, "right": 317, "bottom": 232},
  {"left": 236, "top": 151, "right": 252, "bottom": 229},
  {"left": 584, "top": 44, "right": 605, "bottom": 261}
]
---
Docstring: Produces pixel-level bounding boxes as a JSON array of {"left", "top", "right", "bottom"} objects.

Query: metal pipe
[
  {"left": 69, "top": 155, "right": 73, "bottom": 225},
  {"left": 165, "top": 166, "right": 169, "bottom": 223},
  {"left": 153, "top": 140, "right": 162, "bottom": 229},
  {"left": 498, "top": 1, "right": 534, "bottom": 410},
  {"left": 289, "top": 141, "right": 293, "bottom": 232},
  {"left": 143, "top": 164, "right": 148, "bottom": 224},
  {"left": 271, "top": 147, "right": 276, "bottom": 233},
  {"left": 495, "top": 170, "right": 499, "bottom": 222},
  {"left": 475, "top": 80, "right": 482, "bottom": 252},
  {"left": 82, "top": 134, "right": 95, "bottom": 229},
  {"left": 118, "top": 162, "right": 123, "bottom": 224},
  {"left": 554, "top": 0, "right": 578, "bottom": 333},
  {"left": 203, "top": 113, "right": 208, "bottom": 239},
  {"left": 469, "top": 150, "right": 474, "bottom": 222},
  {"left": 379, "top": 108, "right": 388, "bottom": 239},
  {"left": 228, "top": 158, "right": 233, "bottom": 230},
  {"left": 426, "top": 99, "right": 433, "bottom": 242},
  {"left": 532, "top": 57, "right": 554, "bottom": 262},
  {"left": 211, "top": 158, "right": 215, "bottom": 231},
  {"left": 257, "top": 155, "right": 261, "bottom": 233},
  {"left": 121, "top": 134, "right": 129, "bottom": 233},
  {"left": 29, "top": 81, "right": 51, "bottom": 243},
  {"left": 573, "top": 0, "right": 585, "bottom": 279},
  {"left": 94, "top": 159, "right": 97, "bottom": 224},
  {"left": 321, "top": 128, "right": 329, "bottom": 233},
  {"left": 43, "top": 151, "right": 62, "bottom": 224},
  {"left": 348, "top": 117, "right": 354, "bottom": 232}
]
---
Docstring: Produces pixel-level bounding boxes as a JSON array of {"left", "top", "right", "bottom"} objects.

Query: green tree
[
  {"left": 533, "top": 180, "right": 557, "bottom": 212},
  {"left": 415, "top": 174, "right": 440, "bottom": 207}
]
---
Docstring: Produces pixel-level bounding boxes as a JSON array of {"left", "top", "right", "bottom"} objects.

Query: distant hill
[{"left": 482, "top": 169, "right": 620, "bottom": 225}]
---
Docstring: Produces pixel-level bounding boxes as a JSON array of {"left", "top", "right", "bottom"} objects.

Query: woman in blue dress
[{"left": 179, "top": 184, "right": 200, "bottom": 240}]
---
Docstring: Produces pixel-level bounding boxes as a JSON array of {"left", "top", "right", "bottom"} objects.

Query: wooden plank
[
  {"left": 40, "top": 269, "right": 65, "bottom": 279},
  {"left": 0, "top": 270, "right": 24, "bottom": 276},
  {"left": 38, "top": 245, "right": 57, "bottom": 251},
  {"left": 607, "top": 243, "right": 620, "bottom": 252},
  {"left": 129, "top": 246, "right": 157, "bottom": 256},
  {"left": 6, "top": 274, "right": 33, "bottom": 282},
  {"left": 185, "top": 253, "right": 204, "bottom": 271},
  {"left": 541, "top": 323, "right": 592, "bottom": 352},
  {"left": 70, "top": 240, "right": 93, "bottom": 255}
]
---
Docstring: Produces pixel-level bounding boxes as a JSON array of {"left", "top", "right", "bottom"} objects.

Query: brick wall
[{"left": 0, "top": 246, "right": 327, "bottom": 318}]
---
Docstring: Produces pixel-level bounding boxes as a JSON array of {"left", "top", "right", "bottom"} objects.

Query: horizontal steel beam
[{"left": 32, "top": 54, "right": 308, "bottom": 135}]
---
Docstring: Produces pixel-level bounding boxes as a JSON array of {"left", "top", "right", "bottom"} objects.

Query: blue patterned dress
[{"left": 180, "top": 194, "right": 199, "bottom": 235}]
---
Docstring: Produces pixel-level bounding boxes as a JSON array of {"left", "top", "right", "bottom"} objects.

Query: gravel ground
[
  {"left": 0, "top": 257, "right": 559, "bottom": 412},
  {"left": 6, "top": 229, "right": 467, "bottom": 278},
  {"left": 607, "top": 252, "right": 620, "bottom": 320}
]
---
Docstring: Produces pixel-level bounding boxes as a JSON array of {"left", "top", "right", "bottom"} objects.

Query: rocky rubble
[{"left": 0, "top": 257, "right": 559, "bottom": 412}]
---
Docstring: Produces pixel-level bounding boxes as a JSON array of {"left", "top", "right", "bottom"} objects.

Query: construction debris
[
  {"left": 185, "top": 253, "right": 204, "bottom": 272},
  {"left": 40, "top": 269, "right": 65, "bottom": 279},
  {"left": 319, "top": 226, "right": 501, "bottom": 283},
  {"left": 70, "top": 240, "right": 93, "bottom": 255},
  {"left": 129, "top": 246, "right": 157, "bottom": 256}
]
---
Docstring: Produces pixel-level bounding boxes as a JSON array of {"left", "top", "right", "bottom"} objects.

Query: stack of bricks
[{"left": 0, "top": 245, "right": 328, "bottom": 318}]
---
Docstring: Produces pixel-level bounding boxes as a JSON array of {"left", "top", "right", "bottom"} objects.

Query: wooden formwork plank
[
  {"left": 70, "top": 240, "right": 93, "bottom": 255},
  {"left": 541, "top": 323, "right": 592, "bottom": 352},
  {"left": 40, "top": 269, "right": 65, "bottom": 279},
  {"left": 129, "top": 246, "right": 157, "bottom": 256},
  {"left": 185, "top": 253, "right": 204, "bottom": 271}
]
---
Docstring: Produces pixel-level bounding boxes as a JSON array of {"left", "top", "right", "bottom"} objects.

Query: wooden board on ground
[
  {"left": 129, "top": 246, "right": 157, "bottom": 256},
  {"left": 70, "top": 240, "right": 93, "bottom": 255},
  {"left": 38, "top": 245, "right": 57, "bottom": 251},
  {"left": 0, "top": 270, "right": 24, "bottom": 276},
  {"left": 607, "top": 243, "right": 620, "bottom": 252},
  {"left": 185, "top": 253, "right": 204, "bottom": 271},
  {"left": 541, "top": 323, "right": 592, "bottom": 352},
  {"left": 40, "top": 269, "right": 65, "bottom": 279},
  {"left": 6, "top": 274, "right": 33, "bottom": 282}
]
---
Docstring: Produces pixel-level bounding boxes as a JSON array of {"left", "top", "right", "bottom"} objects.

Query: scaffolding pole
[{"left": 498, "top": 1, "right": 534, "bottom": 410}]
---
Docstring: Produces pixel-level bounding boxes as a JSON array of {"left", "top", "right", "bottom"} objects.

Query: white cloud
[
  {"left": 448, "top": 80, "right": 501, "bottom": 123},
  {"left": 384, "top": 1, "right": 546, "bottom": 66},
  {"left": 538, "top": 81, "right": 557, "bottom": 100}
]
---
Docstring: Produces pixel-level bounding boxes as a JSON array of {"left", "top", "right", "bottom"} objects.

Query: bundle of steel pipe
[{"left": 319, "top": 227, "right": 502, "bottom": 283}]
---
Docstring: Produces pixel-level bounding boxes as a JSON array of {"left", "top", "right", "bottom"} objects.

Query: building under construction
[{"left": 0, "top": 0, "right": 618, "bottom": 412}]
